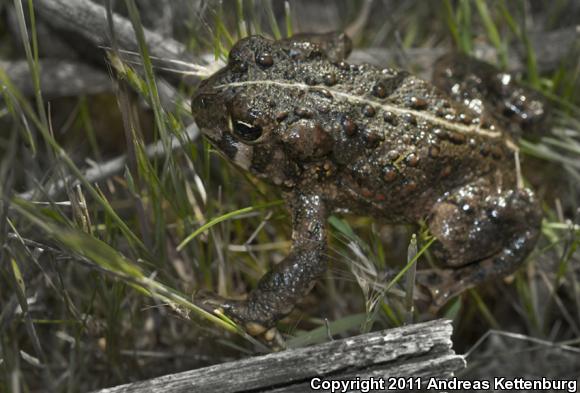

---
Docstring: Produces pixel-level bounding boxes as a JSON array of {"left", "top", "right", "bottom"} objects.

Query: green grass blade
[
  {"left": 443, "top": 0, "right": 461, "bottom": 49},
  {"left": 12, "top": 198, "right": 263, "bottom": 344},
  {"left": 458, "top": 0, "right": 473, "bottom": 54},
  {"left": 177, "top": 200, "right": 283, "bottom": 251},
  {"left": 12, "top": 0, "right": 44, "bottom": 153},
  {"left": 469, "top": 289, "right": 500, "bottom": 329},
  {"left": 0, "top": 70, "right": 148, "bottom": 254},
  {"left": 385, "top": 237, "right": 435, "bottom": 293},
  {"left": 265, "top": 0, "right": 282, "bottom": 40},
  {"left": 284, "top": 1, "right": 293, "bottom": 37},
  {"left": 474, "top": 0, "right": 507, "bottom": 67},
  {"left": 235, "top": 0, "right": 247, "bottom": 38}
]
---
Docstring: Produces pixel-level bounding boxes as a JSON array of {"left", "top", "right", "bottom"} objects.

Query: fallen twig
[
  {"left": 93, "top": 319, "right": 465, "bottom": 393},
  {"left": 2, "top": 59, "right": 113, "bottom": 99},
  {"left": 18, "top": 123, "right": 200, "bottom": 201}
]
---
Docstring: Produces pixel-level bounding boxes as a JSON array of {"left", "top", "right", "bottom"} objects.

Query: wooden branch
[
  {"left": 2, "top": 59, "right": 113, "bottom": 99},
  {"left": 17, "top": 123, "right": 200, "bottom": 201},
  {"left": 30, "top": 0, "right": 196, "bottom": 116},
  {"left": 34, "top": 0, "right": 191, "bottom": 69},
  {"left": 529, "top": 25, "right": 580, "bottom": 72},
  {"left": 10, "top": 2, "right": 198, "bottom": 201},
  {"left": 93, "top": 319, "right": 465, "bottom": 393},
  {"left": 33, "top": 0, "right": 578, "bottom": 84},
  {"left": 350, "top": 25, "right": 580, "bottom": 76}
]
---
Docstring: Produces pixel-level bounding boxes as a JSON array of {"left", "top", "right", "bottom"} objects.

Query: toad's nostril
[
  {"left": 191, "top": 93, "right": 215, "bottom": 115},
  {"left": 502, "top": 104, "right": 516, "bottom": 118},
  {"left": 197, "top": 96, "right": 210, "bottom": 109}
]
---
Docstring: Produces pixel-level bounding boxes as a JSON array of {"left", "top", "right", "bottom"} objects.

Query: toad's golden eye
[{"left": 232, "top": 119, "right": 263, "bottom": 141}]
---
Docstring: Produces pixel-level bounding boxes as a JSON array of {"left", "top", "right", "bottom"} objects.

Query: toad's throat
[{"left": 216, "top": 80, "right": 506, "bottom": 141}]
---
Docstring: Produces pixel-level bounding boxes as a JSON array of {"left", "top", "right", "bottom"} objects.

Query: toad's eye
[{"left": 233, "top": 119, "right": 263, "bottom": 141}]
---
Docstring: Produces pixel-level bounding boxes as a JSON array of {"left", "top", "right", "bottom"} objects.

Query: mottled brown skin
[
  {"left": 432, "top": 53, "right": 550, "bottom": 138},
  {"left": 191, "top": 33, "right": 543, "bottom": 339}
]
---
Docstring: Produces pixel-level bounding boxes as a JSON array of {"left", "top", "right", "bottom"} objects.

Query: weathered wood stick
[
  {"left": 27, "top": 0, "right": 579, "bottom": 88},
  {"left": 93, "top": 319, "right": 465, "bottom": 393},
  {"left": 351, "top": 25, "right": 580, "bottom": 77},
  {"left": 2, "top": 59, "right": 113, "bottom": 99},
  {"left": 17, "top": 123, "right": 199, "bottom": 201},
  {"left": 33, "top": 0, "right": 578, "bottom": 78},
  {"left": 33, "top": 0, "right": 188, "bottom": 66}
]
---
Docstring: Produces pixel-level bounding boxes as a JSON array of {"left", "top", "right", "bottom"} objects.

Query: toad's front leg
[{"left": 211, "top": 192, "right": 327, "bottom": 337}]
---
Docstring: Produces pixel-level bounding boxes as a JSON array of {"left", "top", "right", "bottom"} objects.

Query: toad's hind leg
[
  {"left": 202, "top": 192, "right": 327, "bottom": 339},
  {"left": 418, "top": 184, "right": 541, "bottom": 307}
]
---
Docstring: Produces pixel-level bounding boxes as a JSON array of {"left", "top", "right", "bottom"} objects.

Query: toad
[{"left": 190, "top": 33, "right": 545, "bottom": 340}]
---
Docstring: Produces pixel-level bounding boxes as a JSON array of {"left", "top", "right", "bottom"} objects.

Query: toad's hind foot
[
  {"left": 417, "top": 225, "right": 540, "bottom": 309},
  {"left": 420, "top": 185, "right": 541, "bottom": 309}
]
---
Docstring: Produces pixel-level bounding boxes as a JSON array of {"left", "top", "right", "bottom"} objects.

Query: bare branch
[
  {"left": 35, "top": 0, "right": 184, "bottom": 56},
  {"left": 17, "top": 123, "right": 199, "bottom": 201},
  {"left": 350, "top": 25, "right": 580, "bottom": 76},
  {"left": 2, "top": 59, "right": 113, "bottom": 99},
  {"left": 33, "top": 0, "right": 196, "bottom": 74},
  {"left": 92, "top": 319, "right": 465, "bottom": 393}
]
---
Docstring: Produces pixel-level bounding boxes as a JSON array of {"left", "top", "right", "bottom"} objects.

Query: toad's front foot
[
  {"left": 199, "top": 294, "right": 286, "bottom": 349},
  {"left": 198, "top": 192, "right": 327, "bottom": 347}
]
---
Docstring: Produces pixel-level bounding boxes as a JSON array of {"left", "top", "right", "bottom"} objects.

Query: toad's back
[
  {"left": 292, "top": 60, "right": 516, "bottom": 222},
  {"left": 193, "top": 35, "right": 516, "bottom": 222}
]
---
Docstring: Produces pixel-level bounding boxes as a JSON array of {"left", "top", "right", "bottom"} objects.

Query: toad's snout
[{"left": 190, "top": 91, "right": 229, "bottom": 142}]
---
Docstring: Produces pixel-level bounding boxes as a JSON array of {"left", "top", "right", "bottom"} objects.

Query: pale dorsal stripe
[{"left": 217, "top": 80, "right": 504, "bottom": 139}]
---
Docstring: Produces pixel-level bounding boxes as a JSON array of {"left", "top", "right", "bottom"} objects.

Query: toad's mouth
[{"left": 196, "top": 124, "right": 219, "bottom": 142}]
